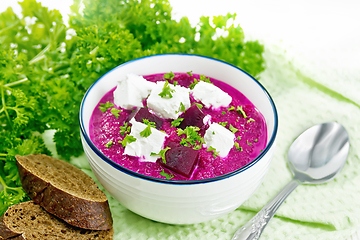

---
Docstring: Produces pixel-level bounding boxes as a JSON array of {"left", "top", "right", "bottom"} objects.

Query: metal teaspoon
[{"left": 232, "top": 122, "right": 350, "bottom": 240}]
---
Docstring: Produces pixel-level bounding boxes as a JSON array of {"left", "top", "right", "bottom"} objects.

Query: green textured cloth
[{"left": 62, "top": 43, "right": 360, "bottom": 240}]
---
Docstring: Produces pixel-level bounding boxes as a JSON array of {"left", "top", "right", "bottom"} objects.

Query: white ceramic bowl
[{"left": 79, "top": 54, "right": 278, "bottom": 224}]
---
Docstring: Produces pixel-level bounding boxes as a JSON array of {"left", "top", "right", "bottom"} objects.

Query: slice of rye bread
[
  {"left": 0, "top": 201, "right": 113, "bottom": 240},
  {"left": 15, "top": 154, "right": 113, "bottom": 230}
]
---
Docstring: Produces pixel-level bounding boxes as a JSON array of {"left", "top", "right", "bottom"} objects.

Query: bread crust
[
  {"left": 0, "top": 215, "right": 25, "bottom": 240},
  {"left": 0, "top": 201, "right": 113, "bottom": 240},
  {"left": 16, "top": 154, "right": 113, "bottom": 230}
]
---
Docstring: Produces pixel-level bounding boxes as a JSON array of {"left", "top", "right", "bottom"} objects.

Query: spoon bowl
[
  {"left": 288, "top": 122, "right": 349, "bottom": 184},
  {"left": 232, "top": 122, "right": 349, "bottom": 240}
]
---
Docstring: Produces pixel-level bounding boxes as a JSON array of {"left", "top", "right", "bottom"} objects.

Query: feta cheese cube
[
  {"left": 113, "top": 74, "right": 156, "bottom": 109},
  {"left": 147, "top": 81, "right": 191, "bottom": 119},
  {"left": 191, "top": 81, "right": 232, "bottom": 109},
  {"left": 124, "top": 118, "right": 168, "bottom": 162},
  {"left": 204, "top": 123, "right": 235, "bottom": 158}
]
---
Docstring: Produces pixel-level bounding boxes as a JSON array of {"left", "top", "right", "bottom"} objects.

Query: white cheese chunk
[
  {"left": 147, "top": 81, "right": 191, "bottom": 119},
  {"left": 204, "top": 123, "right": 235, "bottom": 158},
  {"left": 191, "top": 81, "right": 232, "bottom": 109},
  {"left": 113, "top": 74, "right": 156, "bottom": 109},
  {"left": 124, "top": 118, "right": 168, "bottom": 162}
]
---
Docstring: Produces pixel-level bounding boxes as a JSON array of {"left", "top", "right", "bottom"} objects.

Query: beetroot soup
[{"left": 89, "top": 72, "right": 267, "bottom": 180}]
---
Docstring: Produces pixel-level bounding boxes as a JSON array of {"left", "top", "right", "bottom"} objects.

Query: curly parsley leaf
[
  {"left": 151, "top": 146, "right": 171, "bottom": 164},
  {"left": 177, "top": 126, "right": 204, "bottom": 149},
  {"left": 111, "top": 108, "right": 122, "bottom": 118},
  {"left": 159, "top": 170, "right": 174, "bottom": 180},
  {"left": 99, "top": 102, "right": 115, "bottom": 112},
  {"left": 105, "top": 140, "right": 113, "bottom": 148},
  {"left": 118, "top": 135, "right": 137, "bottom": 147},
  {"left": 140, "top": 119, "right": 156, "bottom": 138},
  {"left": 237, "top": 105, "right": 247, "bottom": 118},
  {"left": 229, "top": 124, "right": 239, "bottom": 133},
  {"left": 120, "top": 122, "right": 131, "bottom": 136},
  {"left": 163, "top": 71, "right": 175, "bottom": 80},
  {"left": 158, "top": 80, "right": 175, "bottom": 99},
  {"left": 207, "top": 146, "right": 219, "bottom": 157},
  {"left": 171, "top": 118, "right": 184, "bottom": 127}
]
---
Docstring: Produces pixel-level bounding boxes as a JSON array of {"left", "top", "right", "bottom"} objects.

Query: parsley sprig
[
  {"left": 159, "top": 170, "right": 174, "bottom": 180},
  {"left": 189, "top": 74, "right": 212, "bottom": 89},
  {"left": 163, "top": 71, "right": 175, "bottom": 80},
  {"left": 110, "top": 108, "right": 122, "bottom": 118},
  {"left": 118, "top": 135, "right": 137, "bottom": 147},
  {"left": 237, "top": 106, "right": 247, "bottom": 118},
  {"left": 207, "top": 146, "right": 219, "bottom": 157},
  {"left": 105, "top": 140, "right": 113, "bottom": 148},
  {"left": 140, "top": 119, "right": 156, "bottom": 138},
  {"left": 99, "top": 101, "right": 114, "bottom": 112},
  {"left": 158, "top": 80, "right": 175, "bottom": 99},
  {"left": 171, "top": 118, "right": 184, "bottom": 127},
  {"left": 119, "top": 122, "right": 131, "bottom": 136},
  {"left": 229, "top": 124, "right": 239, "bottom": 133},
  {"left": 176, "top": 102, "right": 186, "bottom": 114},
  {"left": 151, "top": 147, "right": 171, "bottom": 164},
  {"left": 177, "top": 126, "right": 204, "bottom": 149},
  {"left": 234, "top": 142, "right": 243, "bottom": 151}
]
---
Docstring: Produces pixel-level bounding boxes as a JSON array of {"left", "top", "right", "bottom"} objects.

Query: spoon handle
[{"left": 231, "top": 179, "right": 299, "bottom": 240}]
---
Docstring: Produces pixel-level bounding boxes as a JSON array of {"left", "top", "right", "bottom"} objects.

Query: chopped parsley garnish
[
  {"left": 188, "top": 78, "right": 199, "bottom": 90},
  {"left": 237, "top": 136, "right": 242, "bottom": 140},
  {"left": 119, "top": 122, "right": 131, "bottom": 136},
  {"left": 194, "top": 102, "right": 203, "bottom": 109},
  {"left": 158, "top": 80, "right": 175, "bottom": 99},
  {"left": 218, "top": 121, "right": 228, "bottom": 127},
  {"left": 105, "top": 140, "right": 113, "bottom": 148},
  {"left": 247, "top": 118, "right": 255, "bottom": 123},
  {"left": 234, "top": 142, "right": 243, "bottom": 151},
  {"left": 143, "top": 119, "right": 156, "bottom": 127},
  {"left": 140, "top": 119, "right": 156, "bottom": 138},
  {"left": 118, "top": 135, "right": 137, "bottom": 147},
  {"left": 237, "top": 105, "right": 247, "bottom": 118},
  {"left": 140, "top": 125, "right": 152, "bottom": 138},
  {"left": 151, "top": 147, "right": 171, "bottom": 164},
  {"left": 229, "top": 124, "right": 239, "bottom": 133},
  {"left": 187, "top": 71, "right": 193, "bottom": 77},
  {"left": 159, "top": 170, "right": 174, "bottom": 180},
  {"left": 171, "top": 118, "right": 184, "bottom": 127},
  {"left": 199, "top": 74, "right": 212, "bottom": 84},
  {"left": 188, "top": 74, "right": 212, "bottom": 89},
  {"left": 110, "top": 108, "right": 122, "bottom": 118},
  {"left": 222, "top": 111, "right": 226, "bottom": 115},
  {"left": 163, "top": 71, "right": 175, "bottom": 80},
  {"left": 247, "top": 140, "right": 252, "bottom": 146},
  {"left": 207, "top": 146, "right": 219, "bottom": 157},
  {"left": 193, "top": 145, "right": 202, "bottom": 150},
  {"left": 99, "top": 101, "right": 114, "bottom": 112},
  {"left": 228, "top": 106, "right": 235, "bottom": 111},
  {"left": 173, "top": 80, "right": 178, "bottom": 86},
  {"left": 177, "top": 126, "right": 204, "bottom": 148},
  {"left": 177, "top": 102, "right": 186, "bottom": 114},
  {"left": 255, "top": 139, "right": 258, "bottom": 142}
]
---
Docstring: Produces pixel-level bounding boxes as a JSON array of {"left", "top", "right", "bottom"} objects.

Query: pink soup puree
[{"left": 89, "top": 72, "right": 267, "bottom": 181}]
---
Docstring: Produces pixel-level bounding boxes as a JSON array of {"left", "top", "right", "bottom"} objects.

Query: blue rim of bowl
[{"left": 79, "top": 53, "right": 278, "bottom": 185}]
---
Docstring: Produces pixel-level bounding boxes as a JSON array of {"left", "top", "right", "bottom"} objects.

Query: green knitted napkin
[{"left": 65, "top": 43, "right": 360, "bottom": 240}]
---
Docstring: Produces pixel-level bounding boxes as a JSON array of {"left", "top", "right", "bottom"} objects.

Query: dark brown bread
[
  {"left": 0, "top": 201, "right": 113, "bottom": 240},
  {"left": 15, "top": 154, "right": 113, "bottom": 230}
]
